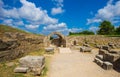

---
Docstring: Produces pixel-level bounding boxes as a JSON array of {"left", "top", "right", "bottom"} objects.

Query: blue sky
[{"left": 0, "top": 0, "right": 120, "bottom": 35}]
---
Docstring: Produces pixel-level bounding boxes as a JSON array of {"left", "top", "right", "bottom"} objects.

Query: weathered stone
[
  {"left": 103, "top": 53, "right": 120, "bottom": 63},
  {"left": 14, "top": 67, "right": 29, "bottom": 73},
  {"left": 108, "top": 42, "right": 116, "bottom": 49},
  {"left": 6, "top": 40, "right": 20, "bottom": 49},
  {"left": 108, "top": 50, "right": 120, "bottom": 54},
  {"left": 83, "top": 43, "right": 90, "bottom": 47},
  {"left": 32, "top": 65, "right": 45, "bottom": 76},
  {"left": 113, "top": 58, "right": 120, "bottom": 71},
  {"left": 96, "top": 55, "right": 103, "bottom": 60},
  {"left": 99, "top": 49, "right": 108, "bottom": 55},
  {"left": 0, "top": 39, "right": 8, "bottom": 50},
  {"left": 45, "top": 47, "right": 54, "bottom": 52},
  {"left": 103, "top": 62, "right": 113, "bottom": 70},
  {"left": 101, "top": 45, "right": 110, "bottom": 51},
  {"left": 19, "top": 56, "right": 45, "bottom": 68},
  {"left": 94, "top": 58, "right": 103, "bottom": 66},
  {"left": 80, "top": 46, "right": 92, "bottom": 52}
]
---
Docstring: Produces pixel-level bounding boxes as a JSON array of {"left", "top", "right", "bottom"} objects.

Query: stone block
[
  {"left": 96, "top": 55, "right": 103, "bottom": 60},
  {"left": 103, "top": 62, "right": 113, "bottom": 70},
  {"left": 101, "top": 45, "right": 110, "bottom": 51},
  {"left": 45, "top": 47, "right": 54, "bottom": 52},
  {"left": 103, "top": 53, "right": 120, "bottom": 63},
  {"left": 99, "top": 49, "right": 108, "bottom": 55},
  {"left": 94, "top": 58, "right": 103, "bottom": 66},
  {"left": 19, "top": 56, "right": 45, "bottom": 68},
  {"left": 80, "top": 46, "right": 92, "bottom": 52},
  {"left": 14, "top": 67, "right": 29, "bottom": 73}
]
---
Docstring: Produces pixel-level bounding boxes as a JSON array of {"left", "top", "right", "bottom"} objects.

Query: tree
[
  {"left": 97, "top": 20, "right": 115, "bottom": 35},
  {"left": 115, "top": 26, "right": 120, "bottom": 35}
]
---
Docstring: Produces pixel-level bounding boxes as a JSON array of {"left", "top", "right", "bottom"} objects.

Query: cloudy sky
[{"left": 0, "top": 0, "right": 120, "bottom": 35}]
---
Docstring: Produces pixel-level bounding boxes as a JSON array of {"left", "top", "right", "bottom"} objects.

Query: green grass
[
  {"left": 0, "top": 24, "right": 28, "bottom": 33},
  {"left": 0, "top": 24, "right": 43, "bottom": 36}
]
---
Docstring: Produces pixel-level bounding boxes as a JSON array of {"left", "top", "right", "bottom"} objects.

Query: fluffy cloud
[
  {"left": 0, "top": 0, "right": 58, "bottom": 27},
  {"left": 43, "top": 22, "right": 67, "bottom": 31},
  {"left": 87, "top": 0, "right": 120, "bottom": 25},
  {"left": 42, "top": 23, "right": 83, "bottom": 35},
  {"left": 51, "top": 0, "right": 64, "bottom": 15},
  {"left": 3, "top": 19, "right": 24, "bottom": 26},
  {"left": 42, "top": 22, "right": 71, "bottom": 35},
  {"left": 25, "top": 25, "right": 39, "bottom": 29},
  {"left": 89, "top": 26, "right": 99, "bottom": 33},
  {"left": 69, "top": 28, "right": 82, "bottom": 33},
  {"left": 51, "top": 7, "right": 64, "bottom": 15}
]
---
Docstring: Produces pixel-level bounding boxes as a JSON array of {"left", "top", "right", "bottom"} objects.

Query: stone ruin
[
  {"left": 14, "top": 56, "right": 45, "bottom": 76},
  {"left": 94, "top": 45, "right": 120, "bottom": 70},
  {"left": 44, "top": 32, "right": 67, "bottom": 47},
  {"left": 80, "top": 42, "right": 92, "bottom": 52}
]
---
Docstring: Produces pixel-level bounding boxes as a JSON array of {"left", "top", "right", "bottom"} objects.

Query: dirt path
[{"left": 48, "top": 48, "right": 120, "bottom": 77}]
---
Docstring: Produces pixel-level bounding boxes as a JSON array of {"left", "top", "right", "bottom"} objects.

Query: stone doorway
[{"left": 45, "top": 32, "right": 66, "bottom": 47}]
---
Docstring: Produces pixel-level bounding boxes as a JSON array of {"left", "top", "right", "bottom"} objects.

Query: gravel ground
[{"left": 48, "top": 48, "right": 120, "bottom": 77}]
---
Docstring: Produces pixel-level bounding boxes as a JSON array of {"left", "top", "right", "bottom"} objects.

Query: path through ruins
[{"left": 48, "top": 48, "right": 120, "bottom": 77}]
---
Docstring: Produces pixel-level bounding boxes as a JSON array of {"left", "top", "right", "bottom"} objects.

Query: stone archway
[{"left": 44, "top": 32, "right": 66, "bottom": 47}]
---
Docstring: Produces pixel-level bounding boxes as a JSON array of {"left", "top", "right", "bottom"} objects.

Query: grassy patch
[
  {"left": 27, "top": 49, "right": 45, "bottom": 56},
  {"left": 0, "top": 61, "right": 25, "bottom": 77},
  {"left": 0, "top": 24, "right": 28, "bottom": 34}
]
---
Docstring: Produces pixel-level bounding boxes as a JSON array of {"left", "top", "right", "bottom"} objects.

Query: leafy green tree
[
  {"left": 115, "top": 26, "right": 120, "bottom": 35},
  {"left": 97, "top": 20, "right": 115, "bottom": 35}
]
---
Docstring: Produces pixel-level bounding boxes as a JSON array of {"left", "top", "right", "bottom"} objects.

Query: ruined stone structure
[
  {"left": 44, "top": 32, "right": 120, "bottom": 48},
  {"left": 44, "top": 32, "right": 67, "bottom": 47}
]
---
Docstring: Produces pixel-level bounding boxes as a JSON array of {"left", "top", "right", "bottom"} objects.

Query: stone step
[
  {"left": 96, "top": 55, "right": 103, "bottom": 60},
  {"left": 94, "top": 57, "right": 103, "bottom": 67},
  {"left": 103, "top": 61, "right": 113, "bottom": 70},
  {"left": 14, "top": 67, "right": 29, "bottom": 73}
]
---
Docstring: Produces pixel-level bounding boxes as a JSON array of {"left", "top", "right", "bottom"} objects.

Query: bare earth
[{"left": 48, "top": 48, "right": 120, "bottom": 77}]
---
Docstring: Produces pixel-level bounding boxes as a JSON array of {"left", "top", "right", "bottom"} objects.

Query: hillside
[
  {"left": 0, "top": 24, "right": 45, "bottom": 62},
  {"left": 0, "top": 24, "right": 28, "bottom": 33}
]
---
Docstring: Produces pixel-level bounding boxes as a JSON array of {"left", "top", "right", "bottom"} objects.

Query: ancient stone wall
[
  {"left": 67, "top": 35, "right": 120, "bottom": 48},
  {"left": 0, "top": 32, "right": 44, "bottom": 62}
]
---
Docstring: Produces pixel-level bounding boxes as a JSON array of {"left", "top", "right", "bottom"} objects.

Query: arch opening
[{"left": 46, "top": 32, "right": 66, "bottom": 47}]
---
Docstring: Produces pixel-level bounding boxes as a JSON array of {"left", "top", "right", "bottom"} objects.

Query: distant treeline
[{"left": 69, "top": 20, "right": 120, "bottom": 36}]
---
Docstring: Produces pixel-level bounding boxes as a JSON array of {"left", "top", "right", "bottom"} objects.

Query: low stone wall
[{"left": 67, "top": 35, "right": 120, "bottom": 48}]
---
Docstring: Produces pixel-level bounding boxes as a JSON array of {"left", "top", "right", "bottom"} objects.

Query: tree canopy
[
  {"left": 97, "top": 20, "right": 114, "bottom": 35},
  {"left": 115, "top": 26, "right": 120, "bottom": 35}
]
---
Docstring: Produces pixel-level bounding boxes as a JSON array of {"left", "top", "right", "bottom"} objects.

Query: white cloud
[
  {"left": 87, "top": 0, "right": 120, "bottom": 25},
  {"left": 51, "top": 7, "right": 64, "bottom": 15},
  {"left": 43, "top": 22, "right": 67, "bottom": 31},
  {"left": 2, "top": 19, "right": 24, "bottom": 26},
  {"left": 51, "top": 0, "right": 64, "bottom": 15},
  {"left": 25, "top": 25, "right": 39, "bottom": 29},
  {"left": 69, "top": 28, "right": 82, "bottom": 33},
  {"left": 0, "top": 0, "right": 58, "bottom": 26},
  {"left": 42, "top": 22, "right": 70, "bottom": 35},
  {"left": 89, "top": 26, "right": 99, "bottom": 33},
  {"left": 3, "top": 19, "right": 13, "bottom": 26}
]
